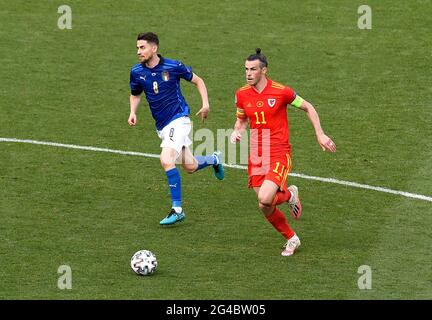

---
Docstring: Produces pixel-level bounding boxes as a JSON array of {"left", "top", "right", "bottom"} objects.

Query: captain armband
[
  {"left": 236, "top": 108, "right": 247, "bottom": 119},
  {"left": 291, "top": 95, "right": 304, "bottom": 108}
]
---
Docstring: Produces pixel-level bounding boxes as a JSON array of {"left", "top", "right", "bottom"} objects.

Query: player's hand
[
  {"left": 317, "top": 134, "right": 336, "bottom": 152},
  {"left": 195, "top": 106, "right": 210, "bottom": 122},
  {"left": 230, "top": 130, "right": 242, "bottom": 144},
  {"left": 128, "top": 113, "right": 137, "bottom": 126}
]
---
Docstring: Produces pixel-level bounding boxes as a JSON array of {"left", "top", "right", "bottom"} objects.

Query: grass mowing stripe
[{"left": 2, "top": 137, "right": 431, "bottom": 203}]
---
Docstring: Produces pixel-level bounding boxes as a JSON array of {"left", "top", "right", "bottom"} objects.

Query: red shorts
[{"left": 248, "top": 152, "right": 292, "bottom": 191}]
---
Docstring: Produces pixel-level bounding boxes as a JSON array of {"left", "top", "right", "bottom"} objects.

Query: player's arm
[
  {"left": 129, "top": 68, "right": 143, "bottom": 126},
  {"left": 292, "top": 96, "right": 336, "bottom": 152},
  {"left": 190, "top": 73, "right": 210, "bottom": 122},
  {"left": 230, "top": 109, "right": 249, "bottom": 143},
  {"left": 128, "top": 94, "right": 141, "bottom": 126}
]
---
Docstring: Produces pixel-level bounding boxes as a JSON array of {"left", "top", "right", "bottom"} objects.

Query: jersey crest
[
  {"left": 268, "top": 98, "right": 276, "bottom": 107},
  {"left": 161, "top": 71, "right": 169, "bottom": 81}
]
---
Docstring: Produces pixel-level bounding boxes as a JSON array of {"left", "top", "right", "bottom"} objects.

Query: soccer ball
[{"left": 130, "top": 250, "right": 158, "bottom": 276}]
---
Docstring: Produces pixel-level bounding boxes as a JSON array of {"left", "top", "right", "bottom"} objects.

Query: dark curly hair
[{"left": 137, "top": 32, "right": 159, "bottom": 46}]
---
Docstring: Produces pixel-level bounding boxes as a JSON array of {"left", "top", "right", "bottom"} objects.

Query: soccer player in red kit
[{"left": 230, "top": 49, "right": 336, "bottom": 256}]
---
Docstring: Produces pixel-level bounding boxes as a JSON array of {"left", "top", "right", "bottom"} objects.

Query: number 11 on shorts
[{"left": 272, "top": 162, "right": 285, "bottom": 178}]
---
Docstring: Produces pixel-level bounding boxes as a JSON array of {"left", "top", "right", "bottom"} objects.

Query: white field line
[{"left": 1, "top": 137, "right": 431, "bottom": 203}]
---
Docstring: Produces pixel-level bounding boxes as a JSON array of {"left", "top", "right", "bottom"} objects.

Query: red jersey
[{"left": 235, "top": 79, "right": 296, "bottom": 155}]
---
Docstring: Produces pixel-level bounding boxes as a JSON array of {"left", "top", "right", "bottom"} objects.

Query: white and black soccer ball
[{"left": 130, "top": 250, "right": 158, "bottom": 276}]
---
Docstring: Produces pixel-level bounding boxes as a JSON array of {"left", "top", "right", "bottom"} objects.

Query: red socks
[
  {"left": 271, "top": 190, "right": 292, "bottom": 206},
  {"left": 265, "top": 207, "right": 295, "bottom": 239}
]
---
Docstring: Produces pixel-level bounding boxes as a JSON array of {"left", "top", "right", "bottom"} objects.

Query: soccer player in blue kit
[{"left": 128, "top": 32, "right": 224, "bottom": 225}]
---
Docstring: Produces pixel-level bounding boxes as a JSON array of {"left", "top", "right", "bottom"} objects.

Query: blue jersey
[{"left": 130, "top": 55, "right": 193, "bottom": 130}]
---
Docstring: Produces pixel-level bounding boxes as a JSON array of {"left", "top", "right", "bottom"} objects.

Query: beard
[{"left": 139, "top": 56, "right": 150, "bottom": 65}]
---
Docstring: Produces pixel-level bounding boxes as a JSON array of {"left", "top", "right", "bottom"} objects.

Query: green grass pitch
[{"left": 0, "top": 0, "right": 431, "bottom": 299}]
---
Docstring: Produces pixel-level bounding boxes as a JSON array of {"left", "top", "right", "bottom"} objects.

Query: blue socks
[
  {"left": 165, "top": 155, "right": 217, "bottom": 211},
  {"left": 194, "top": 155, "right": 217, "bottom": 171},
  {"left": 165, "top": 168, "right": 182, "bottom": 209}
]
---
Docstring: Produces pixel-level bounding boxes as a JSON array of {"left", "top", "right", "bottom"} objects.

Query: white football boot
[{"left": 281, "top": 234, "right": 301, "bottom": 257}]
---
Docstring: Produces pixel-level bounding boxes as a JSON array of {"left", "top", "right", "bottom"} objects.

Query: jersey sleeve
[
  {"left": 283, "top": 86, "right": 296, "bottom": 105},
  {"left": 130, "top": 69, "right": 143, "bottom": 96},
  {"left": 175, "top": 61, "right": 194, "bottom": 81},
  {"left": 235, "top": 91, "right": 247, "bottom": 119}
]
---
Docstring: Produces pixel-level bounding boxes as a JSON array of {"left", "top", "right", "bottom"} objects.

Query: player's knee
[
  {"left": 258, "top": 202, "right": 273, "bottom": 215},
  {"left": 160, "top": 157, "right": 175, "bottom": 170},
  {"left": 258, "top": 194, "right": 273, "bottom": 208}
]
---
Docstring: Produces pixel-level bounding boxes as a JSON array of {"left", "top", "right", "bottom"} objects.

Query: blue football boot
[
  {"left": 160, "top": 209, "right": 185, "bottom": 225},
  {"left": 212, "top": 151, "right": 225, "bottom": 180}
]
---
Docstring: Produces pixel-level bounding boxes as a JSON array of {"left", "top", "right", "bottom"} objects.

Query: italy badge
[{"left": 161, "top": 71, "right": 169, "bottom": 81}]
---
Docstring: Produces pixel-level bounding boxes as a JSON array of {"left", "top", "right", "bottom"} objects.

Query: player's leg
[
  {"left": 159, "top": 146, "right": 185, "bottom": 225},
  {"left": 180, "top": 146, "right": 198, "bottom": 173},
  {"left": 264, "top": 154, "right": 301, "bottom": 256},
  {"left": 157, "top": 117, "right": 191, "bottom": 225},
  {"left": 254, "top": 181, "right": 277, "bottom": 216},
  {"left": 163, "top": 116, "right": 223, "bottom": 179},
  {"left": 256, "top": 181, "right": 300, "bottom": 256},
  {"left": 255, "top": 180, "right": 295, "bottom": 239},
  {"left": 180, "top": 147, "right": 224, "bottom": 180},
  {"left": 269, "top": 153, "right": 302, "bottom": 220},
  {"left": 270, "top": 185, "right": 303, "bottom": 220}
]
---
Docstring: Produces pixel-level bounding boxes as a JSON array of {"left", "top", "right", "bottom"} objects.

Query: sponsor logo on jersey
[{"left": 256, "top": 101, "right": 264, "bottom": 108}]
